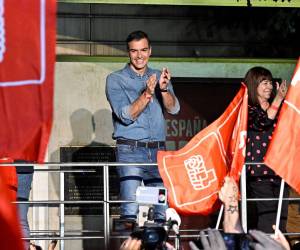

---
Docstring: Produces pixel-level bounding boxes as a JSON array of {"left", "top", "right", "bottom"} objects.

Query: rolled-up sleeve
[
  {"left": 166, "top": 81, "right": 180, "bottom": 115},
  {"left": 168, "top": 96, "right": 180, "bottom": 115},
  {"left": 105, "top": 73, "right": 134, "bottom": 125}
]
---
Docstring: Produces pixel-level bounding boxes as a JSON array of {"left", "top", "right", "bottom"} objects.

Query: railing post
[
  {"left": 215, "top": 204, "right": 224, "bottom": 229},
  {"left": 59, "top": 167, "right": 65, "bottom": 250},
  {"left": 240, "top": 164, "right": 248, "bottom": 232},
  {"left": 275, "top": 179, "right": 285, "bottom": 232},
  {"left": 103, "top": 164, "right": 110, "bottom": 249}
]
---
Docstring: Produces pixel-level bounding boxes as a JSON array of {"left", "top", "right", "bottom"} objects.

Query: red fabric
[
  {"left": 0, "top": 0, "right": 56, "bottom": 162},
  {"left": 0, "top": 1, "right": 56, "bottom": 248},
  {"left": 157, "top": 84, "right": 248, "bottom": 215},
  {"left": 0, "top": 158, "right": 23, "bottom": 249},
  {"left": 265, "top": 58, "right": 300, "bottom": 194},
  {"left": 0, "top": 158, "right": 17, "bottom": 202}
]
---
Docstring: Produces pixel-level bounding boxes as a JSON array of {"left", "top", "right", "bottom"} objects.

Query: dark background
[{"left": 58, "top": 4, "right": 300, "bottom": 58}]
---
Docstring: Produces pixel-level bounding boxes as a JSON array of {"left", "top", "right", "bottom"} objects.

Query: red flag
[
  {"left": 0, "top": 1, "right": 55, "bottom": 247},
  {"left": 265, "top": 58, "right": 300, "bottom": 194},
  {"left": 157, "top": 84, "right": 248, "bottom": 215},
  {"left": 0, "top": 0, "right": 56, "bottom": 162},
  {"left": 0, "top": 158, "right": 17, "bottom": 201},
  {"left": 0, "top": 158, "right": 23, "bottom": 249}
]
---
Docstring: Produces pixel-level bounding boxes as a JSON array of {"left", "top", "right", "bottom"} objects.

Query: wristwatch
[{"left": 160, "top": 86, "right": 169, "bottom": 92}]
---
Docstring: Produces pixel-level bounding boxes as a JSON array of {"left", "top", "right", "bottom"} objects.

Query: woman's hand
[
  {"left": 275, "top": 80, "right": 289, "bottom": 101},
  {"left": 218, "top": 176, "right": 239, "bottom": 205},
  {"left": 267, "top": 80, "right": 289, "bottom": 119}
]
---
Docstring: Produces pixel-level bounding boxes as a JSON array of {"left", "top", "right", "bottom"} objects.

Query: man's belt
[{"left": 116, "top": 139, "right": 165, "bottom": 149}]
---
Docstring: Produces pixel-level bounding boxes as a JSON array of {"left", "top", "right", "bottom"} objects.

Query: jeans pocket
[
  {"left": 116, "top": 144, "right": 135, "bottom": 155},
  {"left": 116, "top": 144, "right": 134, "bottom": 162}
]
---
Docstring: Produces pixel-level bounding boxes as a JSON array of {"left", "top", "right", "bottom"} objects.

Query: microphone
[{"left": 166, "top": 208, "right": 181, "bottom": 235}]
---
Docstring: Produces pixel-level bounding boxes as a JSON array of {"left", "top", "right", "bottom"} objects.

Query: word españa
[{"left": 166, "top": 117, "right": 208, "bottom": 138}]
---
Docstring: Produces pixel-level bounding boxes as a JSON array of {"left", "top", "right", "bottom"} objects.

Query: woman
[{"left": 244, "top": 66, "right": 289, "bottom": 233}]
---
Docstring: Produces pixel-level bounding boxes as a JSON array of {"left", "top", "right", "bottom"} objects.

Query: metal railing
[{"left": 3, "top": 162, "right": 300, "bottom": 249}]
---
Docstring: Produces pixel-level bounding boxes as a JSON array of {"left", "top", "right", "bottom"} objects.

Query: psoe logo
[
  {"left": 0, "top": 0, "right": 5, "bottom": 63},
  {"left": 184, "top": 155, "right": 217, "bottom": 190}
]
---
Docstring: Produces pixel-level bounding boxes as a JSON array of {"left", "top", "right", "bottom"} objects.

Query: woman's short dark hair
[
  {"left": 243, "top": 66, "right": 274, "bottom": 105},
  {"left": 126, "top": 30, "right": 151, "bottom": 50}
]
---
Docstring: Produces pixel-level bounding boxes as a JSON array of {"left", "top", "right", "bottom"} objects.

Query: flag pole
[
  {"left": 215, "top": 204, "right": 224, "bottom": 229},
  {"left": 275, "top": 179, "right": 285, "bottom": 236},
  {"left": 240, "top": 164, "right": 248, "bottom": 232}
]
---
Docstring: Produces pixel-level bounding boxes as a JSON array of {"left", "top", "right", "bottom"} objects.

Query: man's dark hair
[{"left": 126, "top": 30, "right": 151, "bottom": 50}]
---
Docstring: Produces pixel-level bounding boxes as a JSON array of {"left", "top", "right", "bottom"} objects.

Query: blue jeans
[
  {"left": 17, "top": 173, "right": 33, "bottom": 250},
  {"left": 116, "top": 144, "right": 167, "bottom": 221}
]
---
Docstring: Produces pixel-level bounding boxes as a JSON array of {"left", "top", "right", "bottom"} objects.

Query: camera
[
  {"left": 115, "top": 187, "right": 177, "bottom": 249},
  {"left": 113, "top": 217, "right": 169, "bottom": 250},
  {"left": 131, "top": 224, "right": 168, "bottom": 250},
  {"left": 193, "top": 232, "right": 252, "bottom": 250},
  {"left": 130, "top": 204, "right": 170, "bottom": 250},
  {"left": 113, "top": 216, "right": 168, "bottom": 250}
]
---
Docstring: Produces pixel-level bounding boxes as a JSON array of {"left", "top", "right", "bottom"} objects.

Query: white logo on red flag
[
  {"left": 157, "top": 84, "right": 248, "bottom": 214},
  {"left": 0, "top": 0, "right": 46, "bottom": 87},
  {"left": 184, "top": 155, "right": 217, "bottom": 190},
  {"left": 0, "top": 0, "right": 4, "bottom": 62}
]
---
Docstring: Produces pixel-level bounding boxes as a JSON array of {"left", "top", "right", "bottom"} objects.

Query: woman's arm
[
  {"left": 266, "top": 80, "right": 288, "bottom": 120},
  {"left": 218, "top": 176, "right": 243, "bottom": 233}
]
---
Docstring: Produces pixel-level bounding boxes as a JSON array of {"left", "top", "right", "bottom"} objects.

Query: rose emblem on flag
[
  {"left": 157, "top": 84, "right": 247, "bottom": 214},
  {"left": 184, "top": 155, "right": 217, "bottom": 190}
]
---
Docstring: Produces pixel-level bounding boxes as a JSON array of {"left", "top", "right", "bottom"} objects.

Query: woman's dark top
[{"left": 245, "top": 104, "right": 278, "bottom": 180}]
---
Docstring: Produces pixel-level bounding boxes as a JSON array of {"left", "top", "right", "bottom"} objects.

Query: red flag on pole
[
  {"left": 265, "top": 58, "right": 300, "bottom": 194},
  {"left": 0, "top": 1, "right": 56, "bottom": 247},
  {"left": 157, "top": 84, "right": 248, "bottom": 215},
  {"left": 0, "top": 158, "right": 17, "bottom": 202},
  {"left": 0, "top": 0, "right": 56, "bottom": 162},
  {"left": 0, "top": 157, "right": 23, "bottom": 249}
]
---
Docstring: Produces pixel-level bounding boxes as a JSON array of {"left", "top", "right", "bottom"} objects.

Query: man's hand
[
  {"left": 164, "top": 242, "right": 176, "bottom": 250},
  {"left": 189, "top": 229, "right": 227, "bottom": 250},
  {"left": 146, "top": 74, "right": 157, "bottom": 95},
  {"left": 249, "top": 229, "right": 286, "bottom": 250},
  {"left": 271, "top": 225, "right": 291, "bottom": 250},
  {"left": 159, "top": 68, "right": 171, "bottom": 91},
  {"left": 120, "top": 237, "right": 142, "bottom": 250}
]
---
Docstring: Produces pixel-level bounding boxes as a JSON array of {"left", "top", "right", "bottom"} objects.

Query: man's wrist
[
  {"left": 143, "top": 91, "right": 152, "bottom": 100},
  {"left": 160, "top": 86, "right": 169, "bottom": 92}
]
